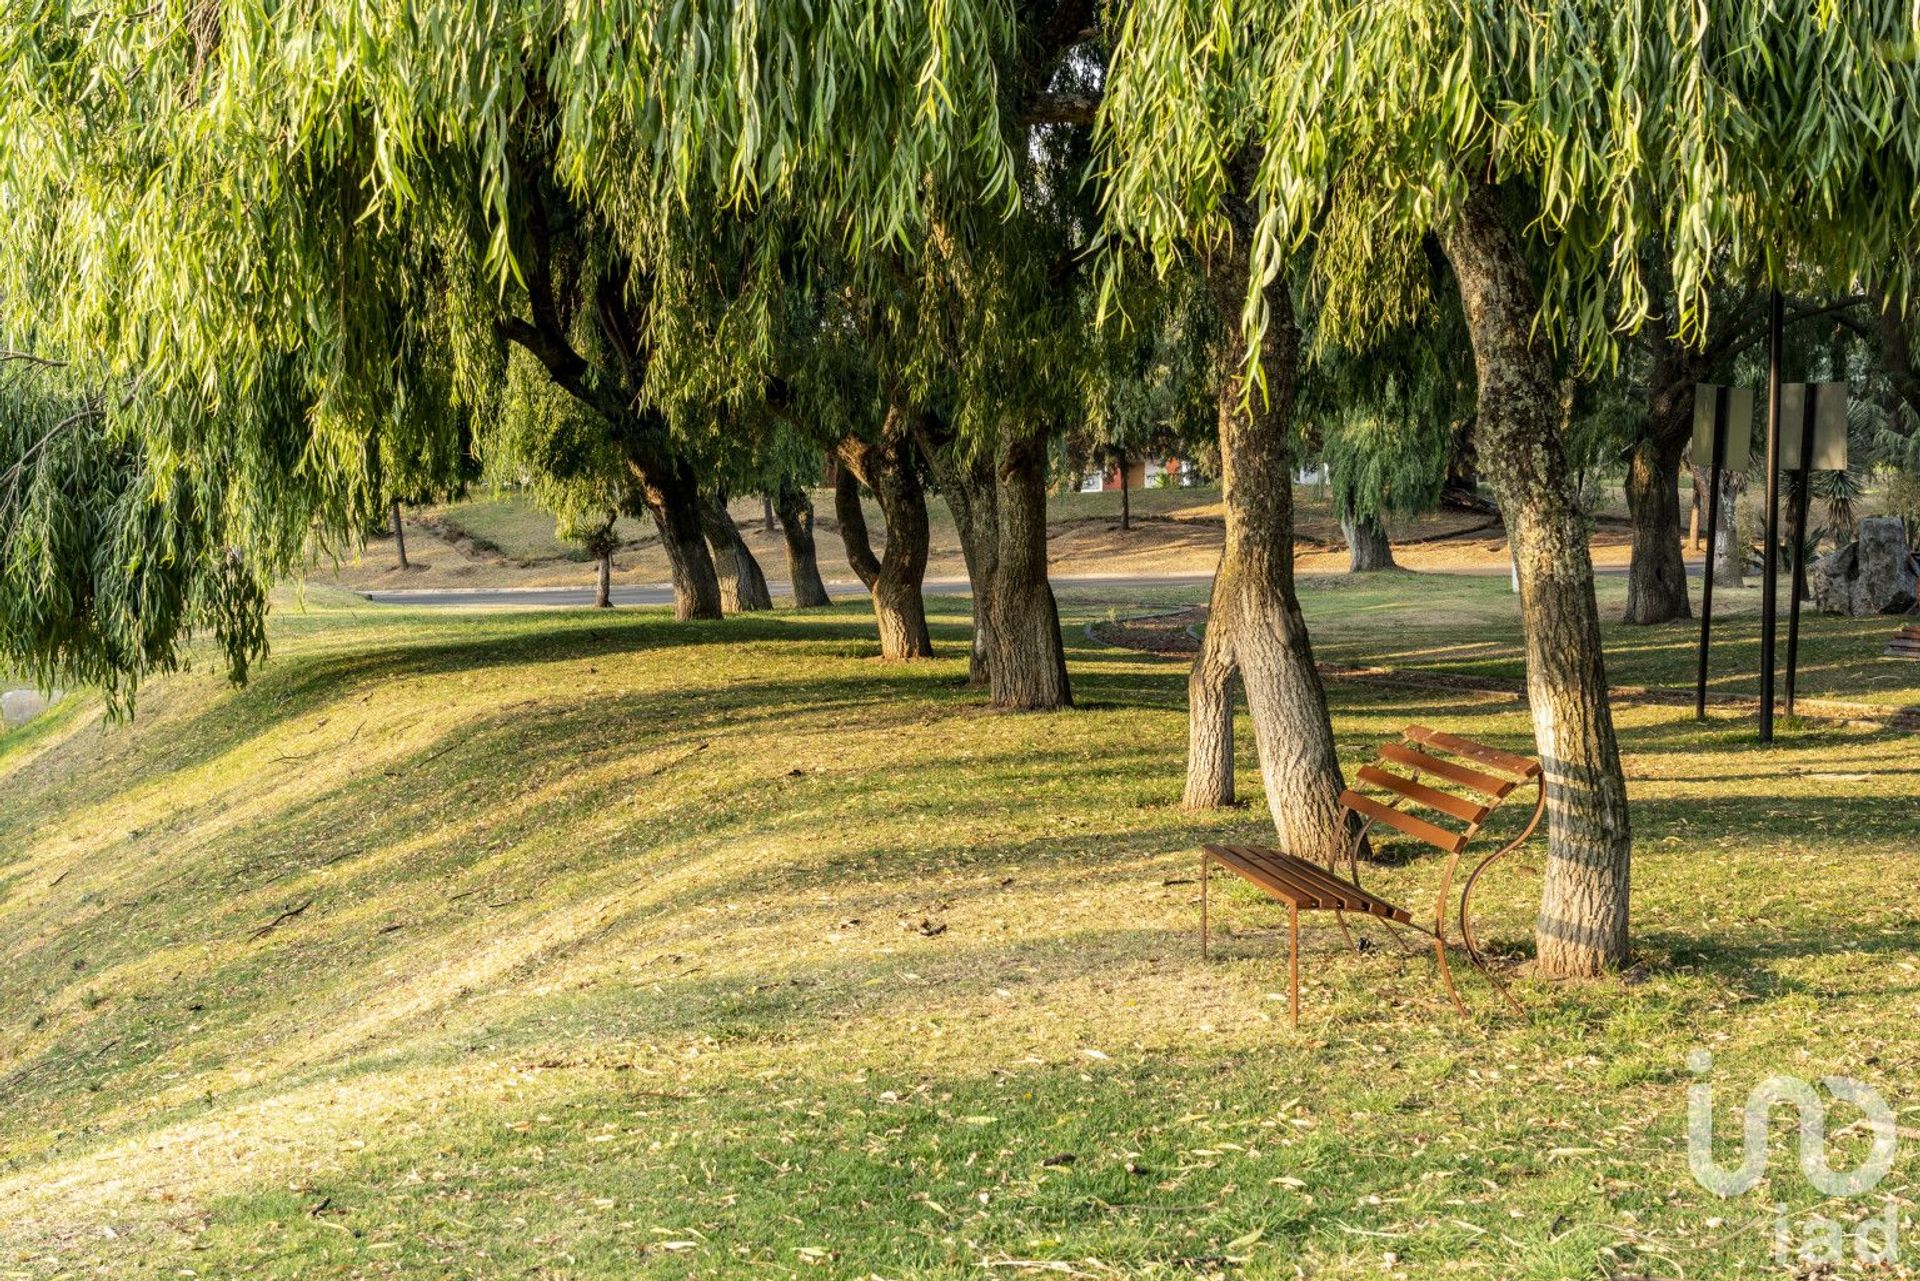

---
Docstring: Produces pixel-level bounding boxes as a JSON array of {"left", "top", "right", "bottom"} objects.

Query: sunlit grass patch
[{"left": 1, "top": 583, "right": 1916, "bottom": 1277}]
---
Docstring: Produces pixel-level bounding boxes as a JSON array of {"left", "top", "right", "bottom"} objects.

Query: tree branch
[
  {"left": 1023, "top": 90, "right": 1100, "bottom": 128},
  {"left": 0, "top": 349, "right": 68, "bottom": 369}
]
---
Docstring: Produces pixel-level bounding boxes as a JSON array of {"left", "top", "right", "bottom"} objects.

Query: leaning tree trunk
[
  {"left": 1442, "top": 182, "right": 1632, "bottom": 977},
  {"left": 1621, "top": 422, "right": 1692, "bottom": 624},
  {"left": 834, "top": 466, "right": 880, "bottom": 592},
  {"left": 627, "top": 446, "right": 724, "bottom": 621},
  {"left": 1342, "top": 513, "right": 1396, "bottom": 572},
  {"left": 1711, "top": 471, "right": 1746, "bottom": 588},
  {"left": 775, "top": 478, "right": 832, "bottom": 608},
  {"left": 699, "top": 493, "right": 774, "bottom": 613},
  {"left": 391, "top": 499, "right": 410, "bottom": 570},
  {"left": 914, "top": 418, "right": 998, "bottom": 688},
  {"left": 837, "top": 423, "right": 934, "bottom": 660},
  {"left": 1184, "top": 250, "right": 1347, "bottom": 861},
  {"left": 984, "top": 427, "right": 1072, "bottom": 710}
]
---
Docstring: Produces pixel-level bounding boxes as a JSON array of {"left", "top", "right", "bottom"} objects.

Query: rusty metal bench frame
[{"left": 1201, "top": 724, "right": 1545, "bottom": 1025}]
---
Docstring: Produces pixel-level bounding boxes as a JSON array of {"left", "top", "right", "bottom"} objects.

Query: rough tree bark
[
  {"left": 1711, "top": 471, "right": 1746, "bottom": 588},
  {"left": 1688, "top": 468, "right": 1703, "bottom": 548},
  {"left": 1341, "top": 513, "right": 1396, "bottom": 572},
  {"left": 391, "top": 499, "right": 410, "bottom": 570},
  {"left": 492, "top": 168, "right": 723, "bottom": 621},
  {"left": 775, "top": 478, "right": 832, "bottom": 608},
  {"left": 914, "top": 418, "right": 998, "bottom": 687},
  {"left": 627, "top": 443, "right": 724, "bottom": 621},
  {"left": 1183, "top": 240, "right": 1346, "bottom": 863},
  {"left": 1621, "top": 410, "right": 1692, "bottom": 625},
  {"left": 1441, "top": 183, "right": 1632, "bottom": 977},
  {"left": 833, "top": 467, "right": 878, "bottom": 591},
  {"left": 595, "top": 551, "right": 612, "bottom": 608},
  {"left": 983, "top": 426, "right": 1073, "bottom": 709},
  {"left": 837, "top": 421, "right": 934, "bottom": 659},
  {"left": 699, "top": 493, "right": 774, "bottom": 613}
]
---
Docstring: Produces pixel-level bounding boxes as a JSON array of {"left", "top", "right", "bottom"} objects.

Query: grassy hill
[{"left": 2, "top": 581, "right": 1916, "bottom": 1277}]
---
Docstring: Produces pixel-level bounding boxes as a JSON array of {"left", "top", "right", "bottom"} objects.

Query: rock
[
  {"left": 1810, "top": 518, "right": 1918, "bottom": 616},
  {"left": 1855, "top": 518, "right": 1918, "bottom": 615},
  {"left": 1810, "top": 544, "right": 1857, "bottom": 615},
  {"left": 1, "top": 687, "right": 56, "bottom": 728}
]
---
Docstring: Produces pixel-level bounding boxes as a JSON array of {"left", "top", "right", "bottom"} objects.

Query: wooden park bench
[
  {"left": 1887, "top": 623, "right": 1920, "bottom": 659},
  {"left": 1200, "top": 725, "right": 1546, "bottom": 1026}
]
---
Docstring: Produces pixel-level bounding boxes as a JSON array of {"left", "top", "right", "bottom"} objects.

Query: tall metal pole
[
  {"left": 1695, "top": 386, "right": 1729, "bottom": 721},
  {"left": 1784, "top": 388, "right": 1816, "bottom": 716},
  {"left": 1758, "top": 289, "right": 1784, "bottom": 744}
]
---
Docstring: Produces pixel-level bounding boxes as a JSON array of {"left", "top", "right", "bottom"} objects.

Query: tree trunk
[
  {"left": 983, "top": 428, "right": 1072, "bottom": 709},
  {"left": 762, "top": 494, "right": 776, "bottom": 533},
  {"left": 834, "top": 466, "right": 880, "bottom": 592},
  {"left": 629, "top": 450, "right": 724, "bottom": 621},
  {"left": 775, "top": 479, "right": 832, "bottom": 608},
  {"left": 1688, "top": 467, "right": 1703, "bottom": 548},
  {"left": 595, "top": 551, "right": 612, "bottom": 607},
  {"left": 1341, "top": 513, "right": 1396, "bottom": 572},
  {"left": 1441, "top": 182, "right": 1631, "bottom": 977},
  {"left": 1183, "top": 619, "right": 1238, "bottom": 808},
  {"left": 1184, "top": 239, "right": 1347, "bottom": 865},
  {"left": 1621, "top": 424, "right": 1692, "bottom": 624},
  {"left": 838, "top": 423, "right": 933, "bottom": 660},
  {"left": 1711, "top": 471, "right": 1746, "bottom": 588},
  {"left": 391, "top": 499, "right": 410, "bottom": 570},
  {"left": 699, "top": 493, "right": 774, "bottom": 612},
  {"left": 1119, "top": 455, "right": 1132, "bottom": 532},
  {"left": 914, "top": 415, "right": 998, "bottom": 688}
]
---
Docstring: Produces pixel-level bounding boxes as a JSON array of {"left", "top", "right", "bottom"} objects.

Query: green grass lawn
[{"left": 1, "top": 579, "right": 1917, "bottom": 1278}]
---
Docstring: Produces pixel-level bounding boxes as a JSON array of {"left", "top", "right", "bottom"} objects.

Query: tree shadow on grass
[{"left": 1639, "top": 918, "right": 1920, "bottom": 1003}]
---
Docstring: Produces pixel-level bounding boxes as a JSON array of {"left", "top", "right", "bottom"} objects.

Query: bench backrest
[{"left": 1335, "top": 724, "right": 1541, "bottom": 860}]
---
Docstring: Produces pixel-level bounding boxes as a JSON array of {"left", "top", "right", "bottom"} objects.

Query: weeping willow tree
[
  {"left": 1099, "top": 0, "right": 1920, "bottom": 975},
  {"left": 1313, "top": 380, "right": 1454, "bottom": 573},
  {"left": 1, "top": 0, "right": 1111, "bottom": 705},
  {"left": 0, "top": 356, "right": 273, "bottom": 709},
  {"left": 1303, "top": 279, "right": 1475, "bottom": 573},
  {"left": 0, "top": 0, "right": 1016, "bottom": 633}
]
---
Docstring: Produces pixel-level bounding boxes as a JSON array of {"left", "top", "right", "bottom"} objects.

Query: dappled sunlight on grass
[{"left": 1, "top": 586, "right": 1916, "bottom": 1276}]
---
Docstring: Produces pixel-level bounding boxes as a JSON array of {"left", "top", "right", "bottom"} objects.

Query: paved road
[
  {"left": 357, "top": 572, "right": 1216, "bottom": 609},
  {"left": 354, "top": 562, "right": 1683, "bottom": 609}
]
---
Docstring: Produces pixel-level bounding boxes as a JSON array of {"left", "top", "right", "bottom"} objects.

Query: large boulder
[
  {"left": 1811, "top": 517, "right": 1919, "bottom": 616},
  {"left": 1, "top": 687, "right": 58, "bottom": 728}
]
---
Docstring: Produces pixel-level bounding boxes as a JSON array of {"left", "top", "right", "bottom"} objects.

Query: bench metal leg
[{"left": 1333, "top": 908, "right": 1358, "bottom": 954}]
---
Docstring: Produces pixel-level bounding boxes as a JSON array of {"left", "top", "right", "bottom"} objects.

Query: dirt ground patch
[{"left": 305, "top": 485, "right": 1641, "bottom": 596}]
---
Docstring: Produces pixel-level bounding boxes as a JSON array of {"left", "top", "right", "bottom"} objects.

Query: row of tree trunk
[
  {"left": 612, "top": 407, "right": 1073, "bottom": 713},
  {"left": 1183, "top": 181, "right": 1632, "bottom": 980}
]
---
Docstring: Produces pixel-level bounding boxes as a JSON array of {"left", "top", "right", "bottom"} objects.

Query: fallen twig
[
  {"left": 384, "top": 740, "right": 457, "bottom": 777},
  {"left": 248, "top": 898, "right": 314, "bottom": 941}
]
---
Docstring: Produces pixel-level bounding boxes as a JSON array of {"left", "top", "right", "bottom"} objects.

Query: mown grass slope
[{"left": 2, "top": 580, "right": 1916, "bottom": 1278}]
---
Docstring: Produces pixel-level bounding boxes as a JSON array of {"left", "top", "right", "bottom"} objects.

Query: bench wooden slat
[
  {"left": 1232, "top": 848, "right": 1352, "bottom": 910},
  {"left": 1203, "top": 845, "right": 1411, "bottom": 922},
  {"left": 1403, "top": 724, "right": 1540, "bottom": 779},
  {"left": 1356, "top": 764, "right": 1492, "bottom": 824},
  {"left": 1227, "top": 846, "right": 1398, "bottom": 917},
  {"left": 1340, "top": 791, "right": 1470, "bottom": 855},
  {"left": 1204, "top": 845, "right": 1326, "bottom": 909},
  {"left": 1377, "top": 742, "right": 1518, "bottom": 798}
]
